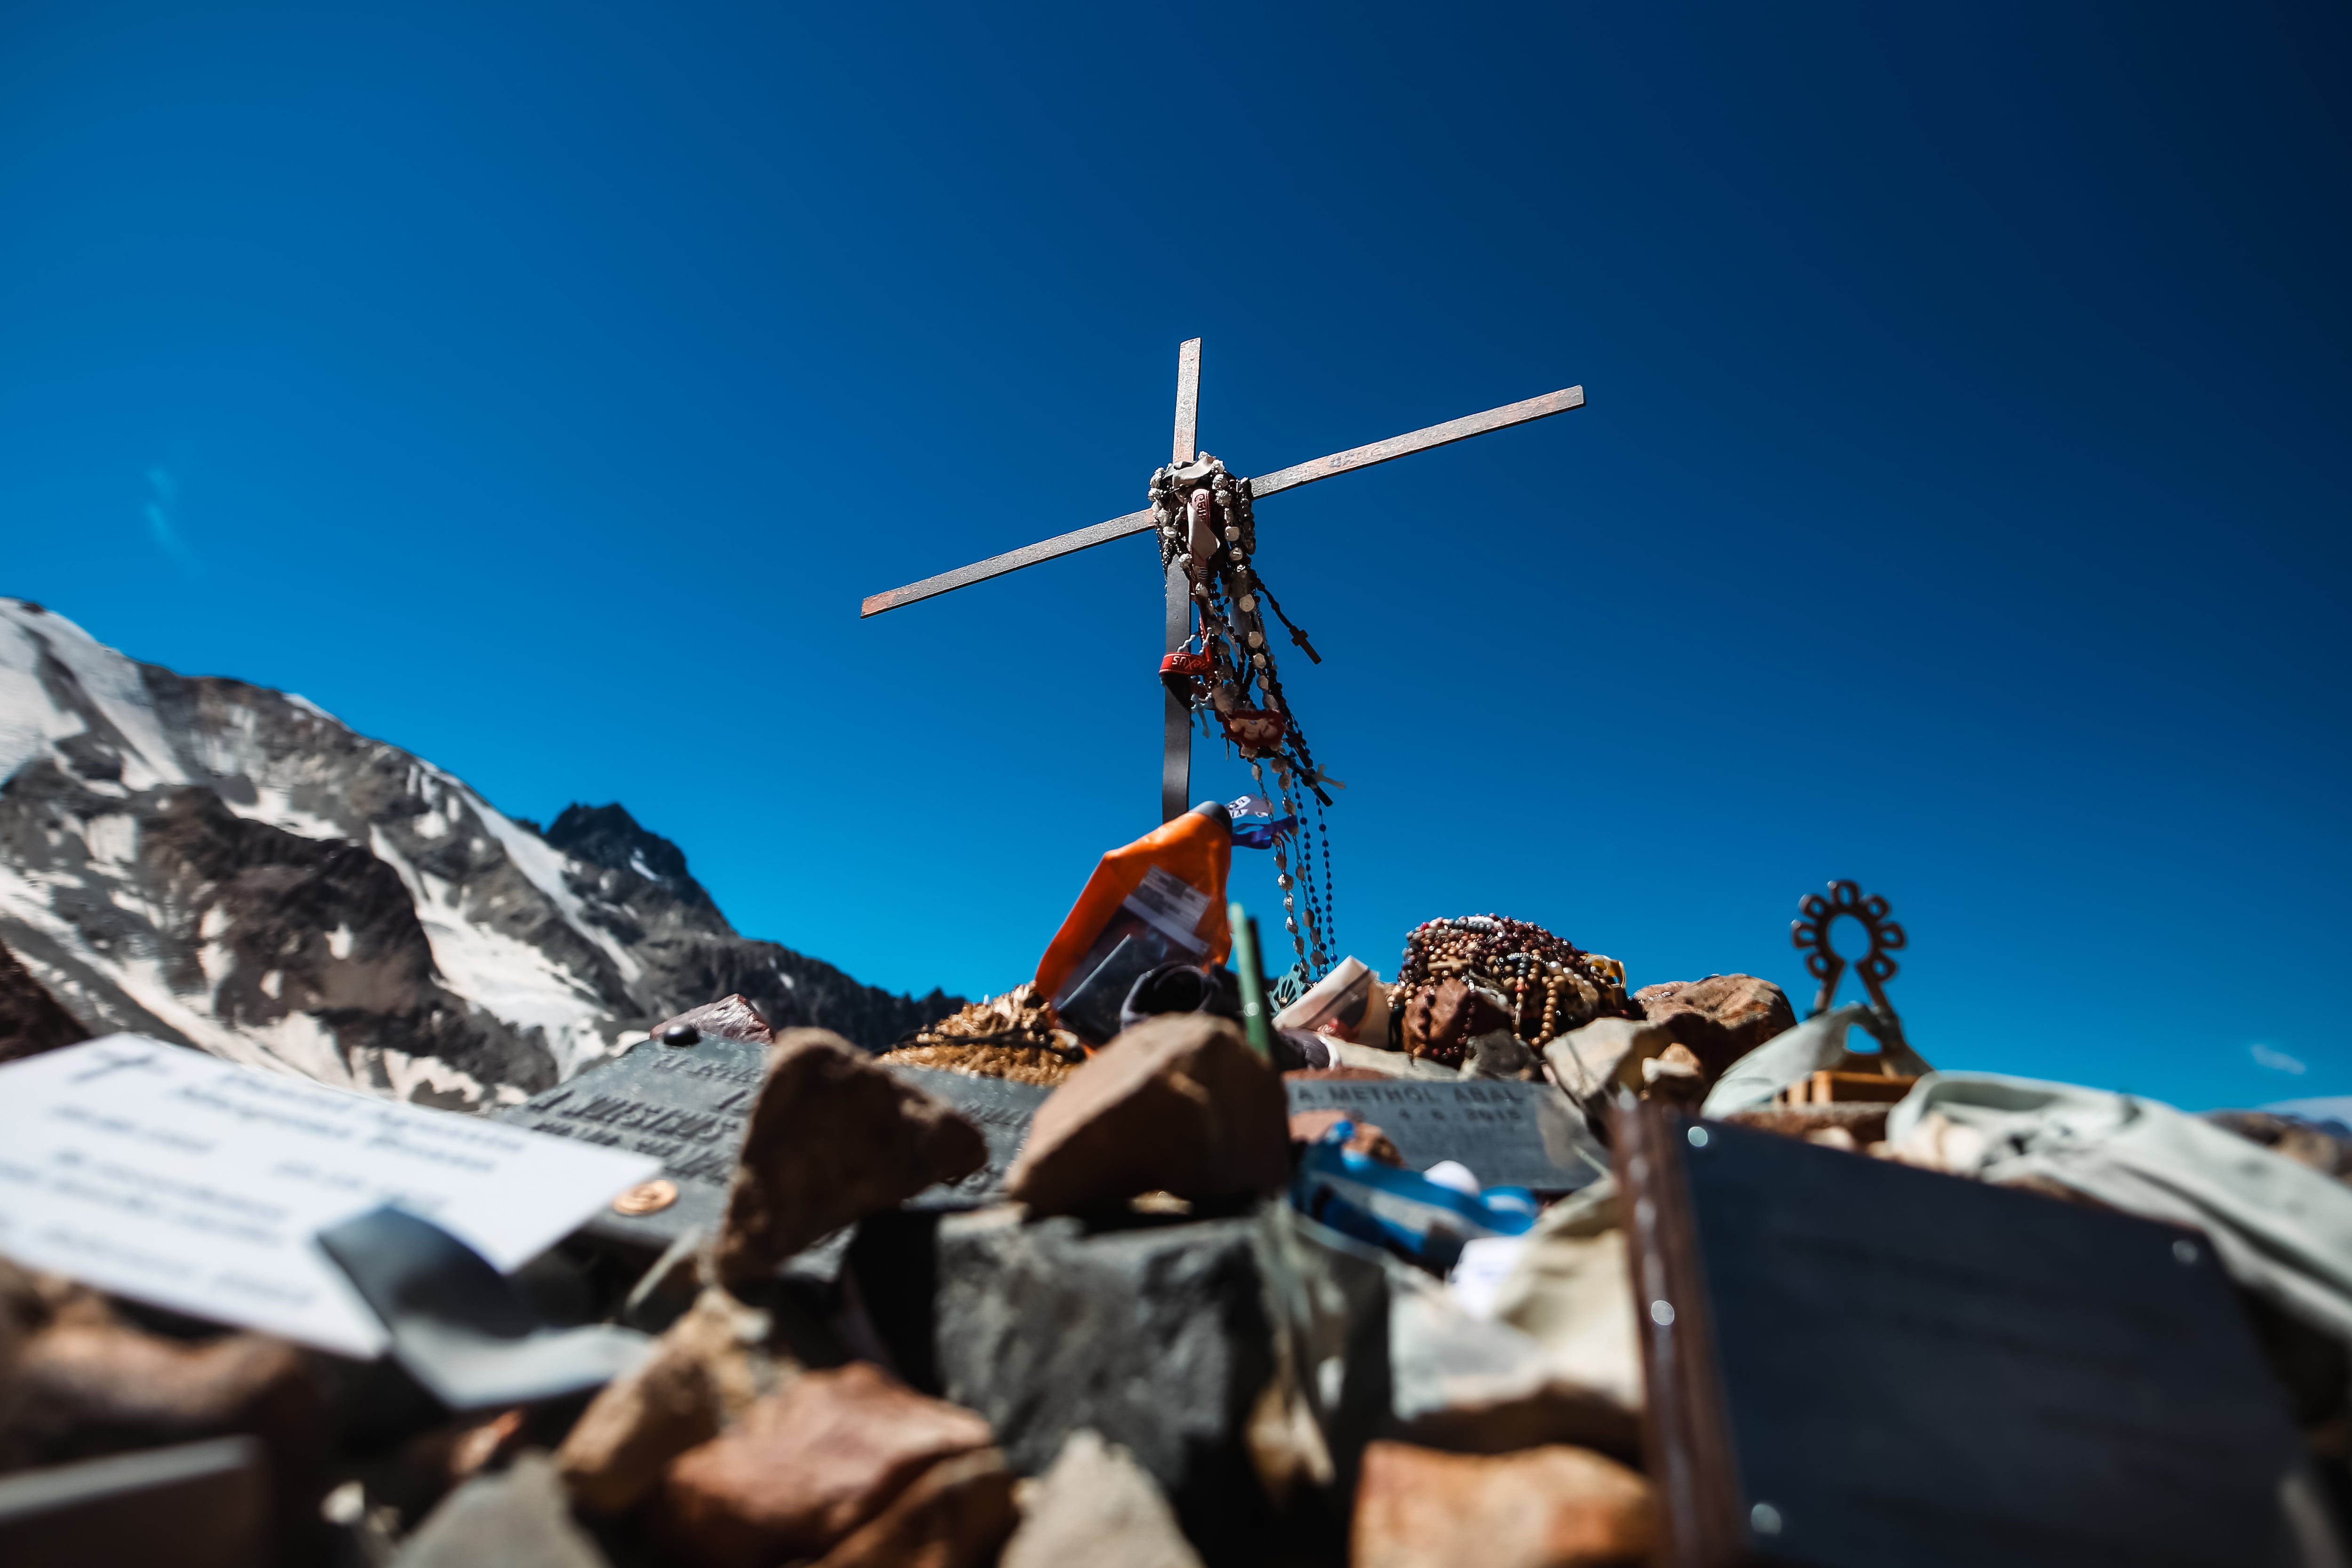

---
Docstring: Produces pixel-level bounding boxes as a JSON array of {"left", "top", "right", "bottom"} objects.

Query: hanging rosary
[{"left": 1150, "top": 454, "right": 1338, "bottom": 978}]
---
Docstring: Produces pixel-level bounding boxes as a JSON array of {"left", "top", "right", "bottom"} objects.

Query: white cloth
[{"left": 1886, "top": 1073, "right": 2352, "bottom": 1344}]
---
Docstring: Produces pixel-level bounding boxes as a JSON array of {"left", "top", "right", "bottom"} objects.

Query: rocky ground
[
  {"left": 0, "top": 599, "right": 958, "bottom": 1104},
  {"left": 5, "top": 971, "right": 2346, "bottom": 1568}
]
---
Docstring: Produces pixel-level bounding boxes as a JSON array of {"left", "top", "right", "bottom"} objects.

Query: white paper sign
[{"left": 0, "top": 1035, "right": 661, "bottom": 1357}]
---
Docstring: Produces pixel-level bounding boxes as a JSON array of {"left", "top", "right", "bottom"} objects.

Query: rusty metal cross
[{"left": 861, "top": 339, "right": 1584, "bottom": 822}]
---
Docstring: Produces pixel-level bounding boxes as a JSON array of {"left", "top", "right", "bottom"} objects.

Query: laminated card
[{"left": 0, "top": 1035, "right": 660, "bottom": 1357}]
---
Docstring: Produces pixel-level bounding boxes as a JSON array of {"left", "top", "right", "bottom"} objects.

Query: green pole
[{"left": 1229, "top": 900, "right": 1275, "bottom": 1061}]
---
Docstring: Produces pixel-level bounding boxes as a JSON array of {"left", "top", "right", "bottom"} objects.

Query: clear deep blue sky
[{"left": 4, "top": 3, "right": 2346, "bottom": 1110}]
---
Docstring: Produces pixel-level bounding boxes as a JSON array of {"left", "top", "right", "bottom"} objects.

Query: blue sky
[{"left": 4, "top": 2, "right": 2346, "bottom": 1110}]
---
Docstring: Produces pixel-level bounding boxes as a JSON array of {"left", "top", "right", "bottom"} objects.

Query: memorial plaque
[
  {"left": 1284, "top": 1076, "right": 1607, "bottom": 1192},
  {"left": 497, "top": 1041, "right": 1049, "bottom": 1248},
  {"left": 1619, "top": 1102, "right": 2321, "bottom": 1568}
]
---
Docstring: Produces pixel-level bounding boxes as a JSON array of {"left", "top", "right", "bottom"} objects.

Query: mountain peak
[{"left": 0, "top": 599, "right": 961, "bottom": 1105}]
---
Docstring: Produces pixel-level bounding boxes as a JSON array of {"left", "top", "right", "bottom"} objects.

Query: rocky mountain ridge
[{"left": 0, "top": 597, "right": 959, "bottom": 1106}]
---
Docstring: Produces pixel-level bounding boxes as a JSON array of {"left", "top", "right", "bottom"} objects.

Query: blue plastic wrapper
[{"left": 1288, "top": 1117, "right": 1539, "bottom": 1272}]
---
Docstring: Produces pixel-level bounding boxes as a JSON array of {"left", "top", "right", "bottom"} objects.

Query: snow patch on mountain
[{"left": 0, "top": 597, "right": 962, "bottom": 1106}]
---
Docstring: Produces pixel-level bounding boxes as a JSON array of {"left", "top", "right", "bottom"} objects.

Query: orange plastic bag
[{"left": 1034, "top": 804, "right": 1233, "bottom": 1041}]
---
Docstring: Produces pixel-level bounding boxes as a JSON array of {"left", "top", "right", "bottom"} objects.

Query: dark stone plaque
[
  {"left": 496, "top": 1040, "right": 1049, "bottom": 1248},
  {"left": 1621, "top": 1103, "right": 2320, "bottom": 1568},
  {"left": 1284, "top": 1077, "right": 1607, "bottom": 1192}
]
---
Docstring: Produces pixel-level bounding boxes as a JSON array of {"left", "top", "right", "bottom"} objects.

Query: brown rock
[
  {"left": 812, "top": 1445, "right": 1019, "bottom": 1568},
  {"left": 1000, "top": 1428, "right": 1204, "bottom": 1568},
  {"left": 0, "top": 937, "right": 88, "bottom": 1065},
  {"left": 0, "top": 1321, "right": 332, "bottom": 1566},
  {"left": 1287, "top": 1108, "right": 1403, "bottom": 1166},
  {"left": 1542, "top": 1018, "right": 1675, "bottom": 1104},
  {"left": 561, "top": 1287, "right": 798, "bottom": 1515},
  {"left": 714, "top": 1029, "right": 988, "bottom": 1285},
  {"left": 1351, "top": 1441, "right": 1656, "bottom": 1568},
  {"left": 658, "top": 1361, "right": 994, "bottom": 1568},
  {"left": 1639, "top": 1043, "right": 1707, "bottom": 1105},
  {"left": 1632, "top": 974, "right": 1796, "bottom": 1078},
  {"left": 1005, "top": 1014, "right": 1289, "bottom": 1216}
]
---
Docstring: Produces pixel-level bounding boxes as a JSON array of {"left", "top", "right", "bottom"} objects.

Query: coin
[{"left": 610, "top": 1179, "right": 679, "bottom": 1216}]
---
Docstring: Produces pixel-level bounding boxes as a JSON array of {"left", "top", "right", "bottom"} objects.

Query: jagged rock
[
  {"left": 657, "top": 1361, "right": 993, "bottom": 1568},
  {"left": 911, "top": 1207, "right": 1279, "bottom": 1556},
  {"left": 1006, "top": 1015, "right": 1288, "bottom": 1215},
  {"left": 391, "top": 1453, "right": 610, "bottom": 1568},
  {"left": 714, "top": 1030, "right": 986, "bottom": 1286},
  {"left": 1351, "top": 1440, "right": 1656, "bottom": 1568},
  {"left": 559, "top": 1287, "right": 796, "bottom": 1516},
  {"left": 0, "top": 936, "right": 87, "bottom": 1064},
  {"left": 1000, "top": 1429, "right": 1205, "bottom": 1568},
  {"left": 810, "top": 1445, "right": 1018, "bottom": 1568},
  {"left": 1631, "top": 974, "right": 1796, "bottom": 1078},
  {"left": 1460, "top": 1029, "right": 1538, "bottom": 1080},
  {"left": 1542, "top": 1018, "right": 1675, "bottom": 1104},
  {"left": 1387, "top": 1287, "right": 1639, "bottom": 1459},
  {"left": 0, "top": 1318, "right": 332, "bottom": 1565}
]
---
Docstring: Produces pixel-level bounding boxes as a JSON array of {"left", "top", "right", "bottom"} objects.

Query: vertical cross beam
[{"left": 1161, "top": 338, "right": 1201, "bottom": 823}]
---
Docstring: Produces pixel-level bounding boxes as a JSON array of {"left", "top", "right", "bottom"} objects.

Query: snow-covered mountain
[{"left": 0, "top": 598, "right": 958, "bottom": 1106}]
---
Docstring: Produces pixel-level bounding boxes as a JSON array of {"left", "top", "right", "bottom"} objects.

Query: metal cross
[{"left": 861, "top": 339, "right": 1585, "bottom": 822}]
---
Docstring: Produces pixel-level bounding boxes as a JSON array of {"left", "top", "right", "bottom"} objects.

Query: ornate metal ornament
[{"left": 1791, "top": 879, "right": 1906, "bottom": 1019}]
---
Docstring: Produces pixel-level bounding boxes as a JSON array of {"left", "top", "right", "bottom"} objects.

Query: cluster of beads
[
  {"left": 1390, "top": 915, "right": 1629, "bottom": 1048},
  {"left": 1151, "top": 454, "right": 1340, "bottom": 978}
]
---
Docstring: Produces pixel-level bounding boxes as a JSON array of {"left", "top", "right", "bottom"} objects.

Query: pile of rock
[{"left": 3, "top": 948, "right": 2348, "bottom": 1568}]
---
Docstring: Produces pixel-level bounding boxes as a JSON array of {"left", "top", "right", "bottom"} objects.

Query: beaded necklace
[
  {"left": 1152, "top": 455, "right": 1338, "bottom": 977},
  {"left": 1390, "top": 915, "right": 1631, "bottom": 1056}
]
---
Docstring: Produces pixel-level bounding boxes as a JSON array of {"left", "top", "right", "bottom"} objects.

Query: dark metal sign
[
  {"left": 497, "top": 1039, "right": 1049, "bottom": 1248},
  {"left": 1620, "top": 1104, "right": 2314, "bottom": 1568},
  {"left": 1284, "top": 1077, "right": 1606, "bottom": 1192}
]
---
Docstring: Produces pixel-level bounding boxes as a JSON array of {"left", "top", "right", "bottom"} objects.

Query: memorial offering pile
[{"left": 3, "top": 880, "right": 2352, "bottom": 1565}]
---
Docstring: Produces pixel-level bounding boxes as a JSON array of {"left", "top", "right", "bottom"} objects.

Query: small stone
[
  {"left": 559, "top": 1287, "right": 795, "bottom": 1516},
  {"left": 714, "top": 1029, "right": 987, "bottom": 1285},
  {"left": 1000, "top": 1429, "right": 1205, "bottom": 1568},
  {"left": 1631, "top": 975, "right": 1797, "bottom": 1079},
  {"left": 1351, "top": 1441, "right": 1657, "bottom": 1568},
  {"left": 1639, "top": 1043, "right": 1707, "bottom": 1105},
  {"left": 653, "top": 995, "right": 773, "bottom": 1047},
  {"left": 811, "top": 1445, "right": 1019, "bottom": 1568},
  {"left": 1542, "top": 1018, "right": 1676, "bottom": 1104},
  {"left": 392, "top": 1454, "right": 611, "bottom": 1568},
  {"left": 1459, "top": 1029, "right": 1537, "bottom": 1081},
  {"left": 658, "top": 1361, "right": 994, "bottom": 1568},
  {"left": 661, "top": 1023, "right": 701, "bottom": 1047},
  {"left": 1006, "top": 1014, "right": 1288, "bottom": 1215}
]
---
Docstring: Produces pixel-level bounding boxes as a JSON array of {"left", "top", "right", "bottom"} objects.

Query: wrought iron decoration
[{"left": 1791, "top": 879, "right": 1906, "bottom": 1020}]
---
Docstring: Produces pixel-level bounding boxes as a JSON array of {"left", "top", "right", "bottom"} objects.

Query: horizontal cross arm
[
  {"left": 860, "top": 507, "right": 1157, "bottom": 617},
  {"left": 1248, "top": 384, "right": 1585, "bottom": 501}
]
